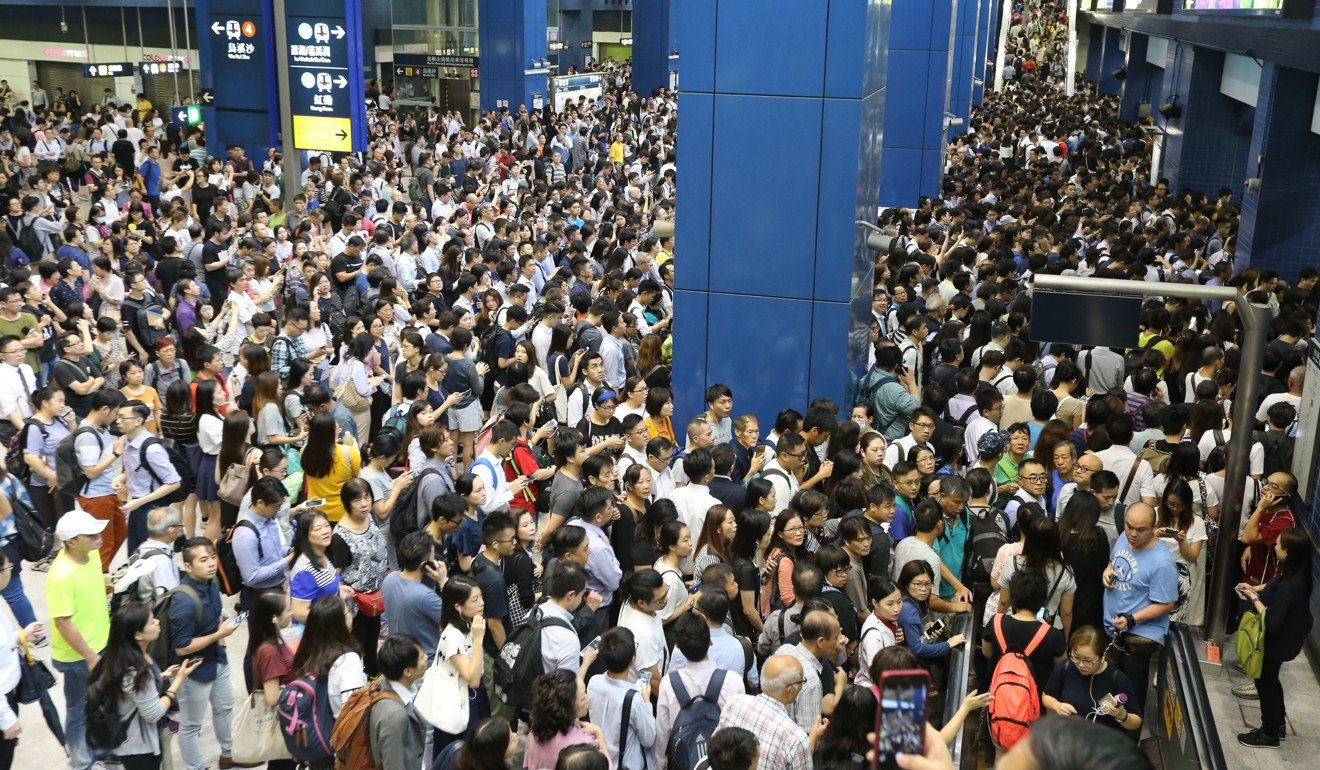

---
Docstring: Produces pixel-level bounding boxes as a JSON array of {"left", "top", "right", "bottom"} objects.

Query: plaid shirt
[
  {"left": 775, "top": 643, "right": 825, "bottom": 732},
  {"left": 715, "top": 694, "right": 811, "bottom": 770},
  {"left": 270, "top": 333, "right": 307, "bottom": 379}
]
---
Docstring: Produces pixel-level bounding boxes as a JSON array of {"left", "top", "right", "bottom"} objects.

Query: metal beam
[{"left": 1031, "top": 274, "right": 1265, "bottom": 643}]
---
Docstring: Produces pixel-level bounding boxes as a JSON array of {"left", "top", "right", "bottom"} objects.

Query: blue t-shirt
[
  {"left": 381, "top": 572, "right": 442, "bottom": 660},
  {"left": 453, "top": 511, "right": 484, "bottom": 559},
  {"left": 471, "top": 553, "right": 509, "bottom": 656},
  {"left": 139, "top": 159, "right": 161, "bottom": 196},
  {"left": 1102, "top": 539, "right": 1178, "bottom": 643}
]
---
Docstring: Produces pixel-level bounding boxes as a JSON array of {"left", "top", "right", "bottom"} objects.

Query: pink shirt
[{"left": 523, "top": 723, "right": 608, "bottom": 770}]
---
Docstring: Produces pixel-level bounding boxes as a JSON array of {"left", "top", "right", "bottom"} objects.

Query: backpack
[
  {"left": 139, "top": 436, "right": 194, "bottom": 505},
  {"left": 1255, "top": 429, "right": 1294, "bottom": 477},
  {"left": 330, "top": 678, "right": 402, "bottom": 770},
  {"left": 387, "top": 467, "right": 442, "bottom": 544},
  {"left": 5, "top": 488, "right": 53, "bottom": 563},
  {"left": 665, "top": 669, "right": 728, "bottom": 770},
  {"left": 987, "top": 615, "right": 1051, "bottom": 751},
  {"left": 216, "top": 520, "right": 261, "bottom": 596},
  {"left": 1138, "top": 439, "right": 1172, "bottom": 476},
  {"left": 145, "top": 583, "right": 202, "bottom": 666},
  {"left": 1123, "top": 334, "right": 1163, "bottom": 379},
  {"left": 55, "top": 425, "right": 103, "bottom": 497},
  {"left": 5, "top": 419, "right": 47, "bottom": 482},
  {"left": 278, "top": 673, "right": 337, "bottom": 764},
  {"left": 1205, "top": 429, "right": 1228, "bottom": 474},
  {"left": 15, "top": 219, "right": 45, "bottom": 261},
  {"left": 110, "top": 542, "right": 178, "bottom": 614},
  {"left": 1235, "top": 608, "right": 1266, "bottom": 679},
  {"left": 85, "top": 677, "right": 136, "bottom": 752},
  {"left": 472, "top": 415, "right": 504, "bottom": 460},
  {"left": 492, "top": 607, "right": 575, "bottom": 712},
  {"left": 967, "top": 505, "right": 1012, "bottom": 601}
]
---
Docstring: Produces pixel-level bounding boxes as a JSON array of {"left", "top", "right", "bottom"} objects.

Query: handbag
[
  {"left": 335, "top": 360, "right": 372, "bottom": 413},
  {"left": 414, "top": 639, "right": 471, "bottom": 733},
  {"left": 218, "top": 448, "right": 257, "bottom": 505},
  {"left": 354, "top": 590, "right": 385, "bottom": 617},
  {"left": 16, "top": 634, "right": 56, "bottom": 704},
  {"left": 230, "top": 691, "right": 293, "bottom": 763},
  {"left": 1236, "top": 608, "right": 1266, "bottom": 679}
]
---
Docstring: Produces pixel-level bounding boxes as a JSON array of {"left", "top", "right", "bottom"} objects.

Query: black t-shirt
[
  {"left": 576, "top": 416, "right": 624, "bottom": 454},
  {"left": 54, "top": 356, "right": 97, "bottom": 417},
  {"left": 730, "top": 556, "right": 760, "bottom": 637},
  {"left": 1042, "top": 659, "right": 1140, "bottom": 731},
  {"left": 330, "top": 252, "right": 363, "bottom": 291},
  {"left": 822, "top": 586, "right": 859, "bottom": 644},
  {"left": 193, "top": 184, "right": 219, "bottom": 223},
  {"left": 983, "top": 615, "right": 1066, "bottom": 688},
  {"left": 202, "top": 241, "right": 229, "bottom": 289},
  {"left": 609, "top": 503, "right": 638, "bottom": 578}
]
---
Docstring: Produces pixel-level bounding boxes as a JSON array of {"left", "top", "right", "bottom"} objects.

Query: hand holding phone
[
  {"left": 873, "top": 669, "right": 930, "bottom": 770},
  {"left": 228, "top": 611, "right": 249, "bottom": 628},
  {"left": 637, "top": 671, "right": 653, "bottom": 689},
  {"left": 301, "top": 498, "right": 327, "bottom": 509}
]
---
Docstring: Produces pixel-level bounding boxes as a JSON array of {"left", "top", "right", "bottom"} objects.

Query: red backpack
[{"left": 987, "top": 615, "right": 1050, "bottom": 751}]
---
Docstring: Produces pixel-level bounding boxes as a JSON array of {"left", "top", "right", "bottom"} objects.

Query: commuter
[
  {"left": 773, "top": 608, "right": 848, "bottom": 731},
  {"left": 381, "top": 531, "right": 445, "bottom": 661},
  {"left": 714, "top": 655, "right": 818, "bottom": 770},
  {"left": 290, "top": 595, "right": 366, "bottom": 719},
  {"left": 1042, "top": 626, "right": 1142, "bottom": 733},
  {"left": 1102, "top": 503, "right": 1177, "bottom": 711},
  {"left": 48, "top": 508, "right": 111, "bottom": 770},
  {"left": 233, "top": 477, "right": 297, "bottom": 607},
  {"left": 335, "top": 478, "right": 390, "bottom": 675},
  {"left": 0, "top": 547, "right": 44, "bottom": 769},
  {"left": 73, "top": 388, "right": 128, "bottom": 568},
  {"left": 170, "top": 538, "right": 239, "bottom": 770},
  {"left": 669, "top": 585, "right": 756, "bottom": 686},
  {"left": 524, "top": 669, "right": 606, "bottom": 770},
  {"left": 289, "top": 509, "right": 344, "bottom": 623},
  {"left": 243, "top": 592, "right": 297, "bottom": 770},
  {"left": 586, "top": 627, "right": 656, "bottom": 770},
  {"left": 367, "top": 635, "right": 428, "bottom": 770},
  {"left": 1238, "top": 471, "right": 1298, "bottom": 588},
  {"left": 856, "top": 575, "right": 903, "bottom": 686},
  {"left": 118, "top": 398, "right": 182, "bottom": 554},
  {"left": 982, "top": 570, "right": 1066, "bottom": 688},
  {"left": 895, "top": 561, "right": 966, "bottom": 663}
]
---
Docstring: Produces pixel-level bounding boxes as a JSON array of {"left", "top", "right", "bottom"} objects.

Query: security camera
[{"left": 857, "top": 221, "right": 893, "bottom": 253}]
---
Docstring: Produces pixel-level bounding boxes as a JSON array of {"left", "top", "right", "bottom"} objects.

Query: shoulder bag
[
  {"left": 334, "top": 359, "right": 372, "bottom": 413},
  {"left": 230, "top": 690, "right": 293, "bottom": 763},
  {"left": 415, "top": 637, "right": 472, "bottom": 734}
]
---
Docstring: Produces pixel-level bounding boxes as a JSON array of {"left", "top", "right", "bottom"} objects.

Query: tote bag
[
  {"left": 1236, "top": 608, "right": 1266, "bottom": 679},
  {"left": 414, "top": 639, "right": 471, "bottom": 734},
  {"left": 334, "top": 360, "right": 372, "bottom": 413},
  {"left": 230, "top": 691, "right": 293, "bottom": 763}
]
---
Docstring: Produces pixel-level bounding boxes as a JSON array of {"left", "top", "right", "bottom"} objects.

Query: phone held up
[{"left": 873, "top": 669, "right": 930, "bottom": 770}]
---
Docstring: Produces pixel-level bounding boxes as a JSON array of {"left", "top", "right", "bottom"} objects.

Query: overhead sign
[
  {"left": 199, "top": 88, "right": 215, "bottom": 105},
  {"left": 212, "top": 17, "right": 260, "bottom": 61},
  {"left": 284, "top": 0, "right": 366, "bottom": 152},
  {"left": 395, "top": 64, "right": 439, "bottom": 79},
  {"left": 83, "top": 62, "right": 135, "bottom": 78},
  {"left": 1029, "top": 290, "right": 1142, "bottom": 350},
  {"left": 194, "top": 0, "right": 279, "bottom": 153},
  {"left": 140, "top": 61, "right": 184, "bottom": 76},
  {"left": 395, "top": 53, "right": 479, "bottom": 69},
  {"left": 172, "top": 104, "right": 204, "bottom": 126}
]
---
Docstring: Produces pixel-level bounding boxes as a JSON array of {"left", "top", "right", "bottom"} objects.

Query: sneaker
[
  {"left": 1232, "top": 683, "right": 1259, "bottom": 699},
  {"left": 1238, "top": 728, "right": 1280, "bottom": 748}
]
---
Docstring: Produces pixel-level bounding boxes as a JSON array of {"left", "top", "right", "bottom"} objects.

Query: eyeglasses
[
  {"left": 783, "top": 451, "right": 806, "bottom": 459},
  {"left": 908, "top": 581, "right": 934, "bottom": 590},
  {"left": 911, "top": 422, "right": 936, "bottom": 430},
  {"left": 831, "top": 566, "right": 850, "bottom": 575},
  {"left": 782, "top": 525, "right": 805, "bottom": 534},
  {"left": 1019, "top": 474, "right": 1047, "bottom": 482},
  {"left": 786, "top": 678, "right": 808, "bottom": 689},
  {"left": 1263, "top": 481, "right": 1284, "bottom": 492},
  {"left": 1069, "top": 653, "right": 1100, "bottom": 668}
]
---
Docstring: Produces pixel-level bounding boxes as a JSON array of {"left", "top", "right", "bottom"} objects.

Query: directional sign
[
  {"left": 83, "top": 62, "right": 136, "bottom": 78},
  {"left": 199, "top": 88, "right": 215, "bottom": 106},
  {"left": 284, "top": 0, "right": 366, "bottom": 152},
  {"left": 204, "top": 10, "right": 271, "bottom": 113},
  {"left": 172, "top": 105, "right": 204, "bottom": 126},
  {"left": 139, "top": 61, "right": 184, "bottom": 76}
]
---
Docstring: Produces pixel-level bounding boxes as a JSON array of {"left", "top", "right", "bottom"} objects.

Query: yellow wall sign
[{"left": 293, "top": 115, "right": 353, "bottom": 152}]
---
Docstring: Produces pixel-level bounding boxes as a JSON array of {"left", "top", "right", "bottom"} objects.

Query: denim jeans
[
  {"left": 0, "top": 540, "right": 35, "bottom": 627},
  {"left": 177, "top": 659, "right": 235, "bottom": 770},
  {"left": 53, "top": 657, "right": 97, "bottom": 770}
]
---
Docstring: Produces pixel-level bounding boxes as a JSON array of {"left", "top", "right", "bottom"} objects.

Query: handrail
[
  {"left": 941, "top": 612, "right": 974, "bottom": 768},
  {"left": 1156, "top": 623, "right": 1227, "bottom": 770}
]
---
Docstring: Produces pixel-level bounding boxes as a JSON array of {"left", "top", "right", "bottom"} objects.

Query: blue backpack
[
  {"left": 277, "top": 673, "right": 335, "bottom": 764},
  {"left": 665, "top": 669, "right": 727, "bottom": 770}
]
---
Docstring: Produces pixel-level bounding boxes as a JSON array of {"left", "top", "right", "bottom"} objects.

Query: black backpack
[
  {"left": 1255, "top": 429, "right": 1295, "bottom": 477},
  {"left": 1205, "top": 429, "right": 1228, "bottom": 474},
  {"left": 216, "top": 520, "right": 260, "bottom": 596},
  {"left": 388, "top": 467, "right": 442, "bottom": 544},
  {"left": 492, "top": 606, "right": 574, "bottom": 712},
  {"left": 5, "top": 418, "right": 47, "bottom": 483},
  {"left": 55, "top": 425, "right": 102, "bottom": 497},
  {"left": 145, "top": 583, "right": 202, "bottom": 665},
  {"left": 665, "top": 669, "right": 729, "bottom": 770},
  {"left": 138, "top": 436, "right": 194, "bottom": 505},
  {"left": 1124, "top": 335, "right": 1163, "bottom": 379},
  {"left": 85, "top": 678, "right": 135, "bottom": 752},
  {"left": 967, "top": 505, "right": 1012, "bottom": 602},
  {"left": 6, "top": 487, "right": 53, "bottom": 562},
  {"left": 15, "top": 218, "right": 45, "bottom": 261}
]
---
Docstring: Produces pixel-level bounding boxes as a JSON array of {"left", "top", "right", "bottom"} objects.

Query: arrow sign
[
  {"left": 332, "top": 26, "right": 345, "bottom": 39},
  {"left": 335, "top": 128, "right": 347, "bottom": 140},
  {"left": 211, "top": 22, "right": 224, "bottom": 34},
  {"left": 199, "top": 89, "right": 215, "bottom": 105},
  {"left": 334, "top": 75, "right": 348, "bottom": 88}
]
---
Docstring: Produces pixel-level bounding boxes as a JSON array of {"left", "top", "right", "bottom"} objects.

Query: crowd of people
[{"left": 0, "top": 3, "right": 1314, "bottom": 770}]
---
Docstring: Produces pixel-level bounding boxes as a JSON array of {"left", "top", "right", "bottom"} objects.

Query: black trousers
[
  {"left": 118, "top": 754, "right": 162, "bottom": 770},
  {"left": 1256, "top": 654, "right": 1286, "bottom": 737},
  {"left": 0, "top": 690, "right": 16, "bottom": 770},
  {"left": 351, "top": 610, "right": 382, "bottom": 677},
  {"left": 1114, "top": 635, "right": 1163, "bottom": 713}
]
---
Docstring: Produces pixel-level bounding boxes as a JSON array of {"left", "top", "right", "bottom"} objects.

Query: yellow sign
[{"left": 293, "top": 115, "right": 352, "bottom": 152}]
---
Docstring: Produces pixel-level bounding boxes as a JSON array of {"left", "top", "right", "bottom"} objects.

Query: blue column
[
  {"left": 671, "top": 0, "right": 891, "bottom": 425},
  {"left": 1118, "top": 33, "right": 1161, "bottom": 123},
  {"left": 948, "top": 0, "right": 979, "bottom": 138},
  {"left": 879, "top": 0, "right": 956, "bottom": 207},
  {"left": 1085, "top": 22, "right": 1104, "bottom": 85},
  {"left": 1237, "top": 64, "right": 1320, "bottom": 282},
  {"left": 477, "top": 0, "right": 548, "bottom": 112},
  {"left": 1158, "top": 46, "right": 1252, "bottom": 196},
  {"left": 1098, "top": 27, "right": 1124, "bottom": 95},
  {"left": 557, "top": 0, "right": 593, "bottom": 72},
  {"left": 973, "top": 0, "right": 997, "bottom": 106},
  {"left": 633, "top": 0, "right": 672, "bottom": 95}
]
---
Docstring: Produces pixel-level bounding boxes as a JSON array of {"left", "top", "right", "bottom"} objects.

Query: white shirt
[
  {"left": 1194, "top": 429, "right": 1265, "bottom": 476},
  {"left": 883, "top": 434, "right": 928, "bottom": 470},
  {"left": 1255, "top": 392, "right": 1300, "bottom": 425},
  {"left": 1094, "top": 445, "right": 1157, "bottom": 505},
  {"left": 647, "top": 462, "right": 676, "bottom": 502},
  {"left": 761, "top": 459, "right": 798, "bottom": 515},
  {"left": 469, "top": 449, "right": 515, "bottom": 512},
  {"left": 0, "top": 362, "right": 36, "bottom": 421},
  {"left": 618, "top": 602, "right": 668, "bottom": 676},
  {"left": 669, "top": 482, "right": 721, "bottom": 536}
]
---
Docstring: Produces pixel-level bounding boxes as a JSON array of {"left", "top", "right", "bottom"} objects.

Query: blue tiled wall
[
  {"left": 632, "top": 0, "right": 672, "bottom": 95},
  {"left": 973, "top": 0, "right": 997, "bottom": 106},
  {"left": 1237, "top": 63, "right": 1320, "bottom": 284},
  {"left": 948, "top": 0, "right": 980, "bottom": 139},
  {"left": 1085, "top": 22, "right": 1105, "bottom": 84},
  {"left": 1098, "top": 26, "right": 1124, "bottom": 95},
  {"left": 1118, "top": 33, "right": 1163, "bottom": 123},
  {"left": 1157, "top": 46, "right": 1252, "bottom": 199},
  {"left": 671, "top": 0, "right": 891, "bottom": 426},
  {"left": 478, "top": 0, "right": 549, "bottom": 112},
  {"left": 362, "top": 0, "right": 391, "bottom": 74},
  {"left": 879, "top": 0, "right": 956, "bottom": 207}
]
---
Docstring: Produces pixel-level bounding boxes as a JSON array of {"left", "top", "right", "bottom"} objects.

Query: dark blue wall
[
  {"left": 1155, "top": 45, "right": 1253, "bottom": 200},
  {"left": 879, "top": 0, "right": 955, "bottom": 207},
  {"left": 478, "top": 0, "right": 548, "bottom": 111}
]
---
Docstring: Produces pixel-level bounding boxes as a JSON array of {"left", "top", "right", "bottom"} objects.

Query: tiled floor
[{"left": 1201, "top": 644, "right": 1320, "bottom": 770}]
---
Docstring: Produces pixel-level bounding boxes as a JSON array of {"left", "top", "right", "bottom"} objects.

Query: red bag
[
  {"left": 987, "top": 614, "right": 1050, "bottom": 750},
  {"left": 354, "top": 590, "right": 385, "bottom": 617}
]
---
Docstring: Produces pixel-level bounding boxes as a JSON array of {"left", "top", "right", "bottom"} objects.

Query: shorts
[{"left": 447, "top": 399, "right": 483, "bottom": 432}]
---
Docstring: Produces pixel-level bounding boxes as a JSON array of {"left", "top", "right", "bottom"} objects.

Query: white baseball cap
[{"left": 55, "top": 507, "right": 109, "bottom": 542}]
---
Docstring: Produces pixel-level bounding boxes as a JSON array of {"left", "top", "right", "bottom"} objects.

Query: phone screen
[{"left": 873, "top": 671, "right": 929, "bottom": 770}]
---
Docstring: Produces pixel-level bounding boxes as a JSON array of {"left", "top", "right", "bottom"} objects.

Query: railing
[
  {"left": 1153, "top": 623, "right": 1227, "bottom": 770},
  {"left": 941, "top": 612, "right": 975, "bottom": 769}
]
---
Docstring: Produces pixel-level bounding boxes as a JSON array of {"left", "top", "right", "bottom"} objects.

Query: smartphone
[
  {"left": 410, "top": 468, "right": 421, "bottom": 479},
  {"left": 873, "top": 669, "right": 931, "bottom": 770},
  {"left": 921, "top": 619, "right": 945, "bottom": 643},
  {"left": 303, "top": 498, "right": 326, "bottom": 509},
  {"left": 544, "top": 418, "right": 559, "bottom": 431},
  {"left": 583, "top": 636, "right": 602, "bottom": 654},
  {"left": 637, "top": 671, "right": 653, "bottom": 689},
  {"left": 228, "top": 611, "right": 249, "bottom": 628},
  {"left": 1157, "top": 527, "right": 1178, "bottom": 538}
]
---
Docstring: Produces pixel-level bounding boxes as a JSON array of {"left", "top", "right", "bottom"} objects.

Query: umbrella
[{"left": 17, "top": 637, "right": 67, "bottom": 753}]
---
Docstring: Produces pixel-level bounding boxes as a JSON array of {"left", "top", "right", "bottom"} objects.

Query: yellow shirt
[
  {"left": 302, "top": 442, "right": 361, "bottom": 522},
  {"left": 609, "top": 141, "right": 625, "bottom": 164},
  {"left": 1136, "top": 331, "right": 1175, "bottom": 375},
  {"left": 47, "top": 549, "right": 110, "bottom": 663}
]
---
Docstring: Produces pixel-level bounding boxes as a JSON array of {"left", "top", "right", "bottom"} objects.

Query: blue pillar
[
  {"left": 633, "top": 0, "right": 672, "bottom": 94},
  {"left": 1158, "top": 46, "right": 1252, "bottom": 196},
  {"left": 478, "top": 0, "right": 549, "bottom": 112},
  {"left": 1085, "top": 22, "right": 1104, "bottom": 85},
  {"left": 558, "top": 0, "right": 593, "bottom": 72},
  {"left": 948, "top": 0, "right": 979, "bottom": 138},
  {"left": 1118, "top": 33, "right": 1161, "bottom": 123},
  {"left": 973, "top": 0, "right": 998, "bottom": 106},
  {"left": 671, "top": 0, "right": 891, "bottom": 425},
  {"left": 1237, "top": 64, "right": 1320, "bottom": 282},
  {"left": 879, "top": 0, "right": 956, "bottom": 207},
  {"left": 1098, "top": 27, "right": 1124, "bottom": 95}
]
